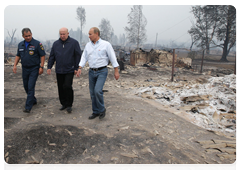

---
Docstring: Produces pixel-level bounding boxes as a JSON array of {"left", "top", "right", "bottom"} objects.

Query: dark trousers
[
  {"left": 56, "top": 72, "right": 74, "bottom": 107},
  {"left": 22, "top": 66, "right": 39, "bottom": 110}
]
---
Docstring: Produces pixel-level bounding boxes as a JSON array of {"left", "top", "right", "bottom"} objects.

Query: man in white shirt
[{"left": 77, "top": 27, "right": 120, "bottom": 119}]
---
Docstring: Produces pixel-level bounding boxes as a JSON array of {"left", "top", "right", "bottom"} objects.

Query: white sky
[
  {"left": 3, "top": 1, "right": 239, "bottom": 45},
  {"left": 4, "top": 5, "right": 194, "bottom": 45}
]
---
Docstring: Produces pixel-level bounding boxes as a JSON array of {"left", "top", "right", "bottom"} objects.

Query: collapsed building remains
[{"left": 130, "top": 49, "right": 192, "bottom": 68}]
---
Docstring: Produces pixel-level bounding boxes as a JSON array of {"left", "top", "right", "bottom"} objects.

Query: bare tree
[
  {"left": 76, "top": 6, "right": 86, "bottom": 43},
  {"left": 189, "top": 5, "right": 236, "bottom": 61},
  {"left": 125, "top": 5, "right": 147, "bottom": 49},
  {"left": 111, "top": 34, "right": 119, "bottom": 45},
  {"left": 7, "top": 28, "right": 17, "bottom": 46},
  {"left": 213, "top": 5, "right": 236, "bottom": 62},
  {"left": 189, "top": 19, "right": 199, "bottom": 51},
  {"left": 188, "top": 6, "right": 219, "bottom": 54},
  {"left": 99, "top": 18, "right": 114, "bottom": 42},
  {"left": 119, "top": 34, "right": 126, "bottom": 46}
]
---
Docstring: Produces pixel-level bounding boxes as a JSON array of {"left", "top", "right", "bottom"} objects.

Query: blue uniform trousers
[
  {"left": 89, "top": 67, "right": 108, "bottom": 115},
  {"left": 22, "top": 66, "right": 39, "bottom": 110}
]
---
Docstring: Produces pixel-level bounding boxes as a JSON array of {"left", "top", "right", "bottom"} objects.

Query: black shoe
[
  {"left": 89, "top": 114, "right": 99, "bottom": 119},
  {"left": 66, "top": 107, "right": 72, "bottom": 113},
  {"left": 59, "top": 105, "right": 67, "bottom": 110},
  {"left": 23, "top": 109, "right": 30, "bottom": 113},
  {"left": 99, "top": 108, "right": 106, "bottom": 119},
  {"left": 33, "top": 102, "right": 37, "bottom": 106}
]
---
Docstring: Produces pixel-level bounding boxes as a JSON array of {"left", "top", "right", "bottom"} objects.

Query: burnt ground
[{"left": 4, "top": 63, "right": 236, "bottom": 165}]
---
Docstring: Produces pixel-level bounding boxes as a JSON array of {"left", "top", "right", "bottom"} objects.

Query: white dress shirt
[{"left": 79, "top": 38, "right": 119, "bottom": 68}]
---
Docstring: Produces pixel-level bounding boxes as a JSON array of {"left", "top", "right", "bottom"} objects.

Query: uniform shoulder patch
[{"left": 39, "top": 43, "right": 44, "bottom": 50}]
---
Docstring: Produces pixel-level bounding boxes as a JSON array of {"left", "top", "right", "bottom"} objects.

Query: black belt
[{"left": 90, "top": 66, "right": 107, "bottom": 71}]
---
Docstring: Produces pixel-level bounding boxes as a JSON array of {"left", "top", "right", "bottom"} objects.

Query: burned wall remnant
[
  {"left": 130, "top": 49, "right": 180, "bottom": 66},
  {"left": 130, "top": 49, "right": 149, "bottom": 66}
]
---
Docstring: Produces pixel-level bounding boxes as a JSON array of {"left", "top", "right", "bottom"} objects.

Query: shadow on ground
[{"left": 4, "top": 121, "right": 193, "bottom": 164}]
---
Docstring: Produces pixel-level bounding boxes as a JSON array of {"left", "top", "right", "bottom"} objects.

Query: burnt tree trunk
[
  {"left": 220, "top": 22, "right": 230, "bottom": 62},
  {"left": 220, "top": 44, "right": 229, "bottom": 62},
  {"left": 206, "top": 44, "right": 210, "bottom": 55},
  {"left": 220, "top": 6, "right": 232, "bottom": 62}
]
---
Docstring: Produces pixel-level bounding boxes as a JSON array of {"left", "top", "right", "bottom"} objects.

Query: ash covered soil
[{"left": 4, "top": 63, "right": 236, "bottom": 164}]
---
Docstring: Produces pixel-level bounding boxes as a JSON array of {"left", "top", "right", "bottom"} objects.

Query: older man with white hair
[{"left": 47, "top": 27, "right": 82, "bottom": 113}]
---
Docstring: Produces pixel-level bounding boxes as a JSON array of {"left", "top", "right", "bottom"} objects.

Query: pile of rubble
[
  {"left": 130, "top": 49, "right": 192, "bottom": 68},
  {"left": 134, "top": 74, "right": 236, "bottom": 135},
  {"left": 4, "top": 53, "right": 15, "bottom": 64}
]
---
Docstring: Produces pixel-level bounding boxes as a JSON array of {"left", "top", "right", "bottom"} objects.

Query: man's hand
[
  {"left": 13, "top": 56, "right": 20, "bottom": 74},
  {"left": 39, "top": 68, "right": 43, "bottom": 75},
  {"left": 74, "top": 70, "right": 78, "bottom": 75},
  {"left": 114, "top": 67, "right": 120, "bottom": 80},
  {"left": 13, "top": 66, "right": 17, "bottom": 73},
  {"left": 76, "top": 69, "right": 81, "bottom": 77},
  {"left": 114, "top": 72, "right": 120, "bottom": 80},
  {"left": 47, "top": 69, "right": 51, "bottom": 75}
]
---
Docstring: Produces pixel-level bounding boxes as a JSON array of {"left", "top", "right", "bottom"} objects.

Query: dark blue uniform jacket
[
  {"left": 48, "top": 36, "right": 82, "bottom": 74},
  {"left": 17, "top": 38, "right": 46, "bottom": 67}
]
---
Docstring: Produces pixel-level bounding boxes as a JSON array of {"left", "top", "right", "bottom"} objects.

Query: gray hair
[{"left": 22, "top": 28, "right": 32, "bottom": 35}]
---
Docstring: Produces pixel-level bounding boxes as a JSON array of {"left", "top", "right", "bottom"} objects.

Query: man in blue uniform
[
  {"left": 47, "top": 27, "right": 82, "bottom": 113},
  {"left": 13, "top": 28, "right": 46, "bottom": 113}
]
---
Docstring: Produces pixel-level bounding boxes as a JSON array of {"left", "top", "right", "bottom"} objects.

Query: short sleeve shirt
[{"left": 17, "top": 38, "right": 46, "bottom": 67}]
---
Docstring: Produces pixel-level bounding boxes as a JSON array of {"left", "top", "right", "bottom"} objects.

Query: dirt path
[{"left": 4, "top": 65, "right": 235, "bottom": 164}]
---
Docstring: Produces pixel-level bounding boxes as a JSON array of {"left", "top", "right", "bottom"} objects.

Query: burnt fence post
[
  {"left": 171, "top": 49, "right": 175, "bottom": 82},
  {"left": 200, "top": 50, "right": 205, "bottom": 73}
]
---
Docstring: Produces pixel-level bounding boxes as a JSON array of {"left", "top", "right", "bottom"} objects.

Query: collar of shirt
[
  {"left": 59, "top": 36, "right": 70, "bottom": 44},
  {"left": 24, "top": 41, "right": 30, "bottom": 49},
  {"left": 91, "top": 38, "right": 101, "bottom": 46},
  {"left": 24, "top": 38, "right": 34, "bottom": 49}
]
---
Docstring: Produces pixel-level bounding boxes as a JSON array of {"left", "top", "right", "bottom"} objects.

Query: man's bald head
[
  {"left": 59, "top": 27, "right": 69, "bottom": 41},
  {"left": 59, "top": 27, "right": 68, "bottom": 33}
]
